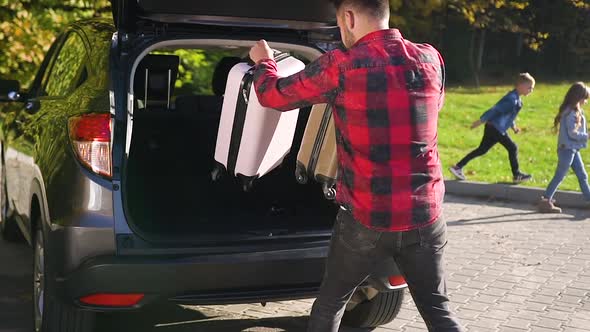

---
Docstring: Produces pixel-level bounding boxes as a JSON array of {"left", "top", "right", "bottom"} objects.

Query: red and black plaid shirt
[{"left": 253, "top": 29, "right": 445, "bottom": 232}]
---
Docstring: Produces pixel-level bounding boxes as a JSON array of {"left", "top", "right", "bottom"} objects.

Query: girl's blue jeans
[{"left": 544, "top": 148, "right": 590, "bottom": 201}]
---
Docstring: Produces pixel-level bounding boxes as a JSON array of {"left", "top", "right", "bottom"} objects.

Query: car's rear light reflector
[
  {"left": 388, "top": 275, "right": 406, "bottom": 287},
  {"left": 68, "top": 113, "right": 111, "bottom": 178},
  {"left": 79, "top": 293, "right": 144, "bottom": 307}
]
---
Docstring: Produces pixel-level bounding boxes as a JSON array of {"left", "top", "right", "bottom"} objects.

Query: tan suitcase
[{"left": 295, "top": 104, "right": 338, "bottom": 200}]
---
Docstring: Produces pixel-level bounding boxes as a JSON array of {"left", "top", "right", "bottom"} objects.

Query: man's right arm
[{"left": 252, "top": 51, "right": 341, "bottom": 112}]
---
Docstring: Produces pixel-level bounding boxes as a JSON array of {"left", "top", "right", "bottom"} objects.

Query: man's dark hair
[{"left": 329, "top": 0, "right": 389, "bottom": 20}]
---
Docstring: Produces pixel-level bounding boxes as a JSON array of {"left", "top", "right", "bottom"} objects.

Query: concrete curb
[{"left": 444, "top": 180, "right": 588, "bottom": 209}]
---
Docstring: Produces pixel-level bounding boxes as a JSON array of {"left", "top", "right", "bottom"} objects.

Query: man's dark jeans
[{"left": 307, "top": 208, "right": 463, "bottom": 332}]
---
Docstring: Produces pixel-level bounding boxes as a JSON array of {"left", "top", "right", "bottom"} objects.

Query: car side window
[{"left": 43, "top": 32, "right": 88, "bottom": 97}]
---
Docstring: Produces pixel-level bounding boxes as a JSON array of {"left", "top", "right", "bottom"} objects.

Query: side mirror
[{"left": 0, "top": 79, "right": 21, "bottom": 101}]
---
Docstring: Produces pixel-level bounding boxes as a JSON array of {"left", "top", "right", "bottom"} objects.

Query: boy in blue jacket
[{"left": 450, "top": 73, "right": 535, "bottom": 183}]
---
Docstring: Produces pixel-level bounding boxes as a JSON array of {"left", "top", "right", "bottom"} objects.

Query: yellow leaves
[
  {"left": 511, "top": 2, "right": 529, "bottom": 10},
  {"left": 526, "top": 32, "right": 550, "bottom": 51},
  {"left": 570, "top": 0, "right": 590, "bottom": 9},
  {"left": 449, "top": 0, "right": 533, "bottom": 30},
  {"left": 494, "top": 0, "right": 506, "bottom": 8},
  {"left": 460, "top": 7, "right": 477, "bottom": 25}
]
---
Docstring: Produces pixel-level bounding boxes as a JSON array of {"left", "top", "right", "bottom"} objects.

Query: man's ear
[{"left": 344, "top": 10, "right": 355, "bottom": 30}]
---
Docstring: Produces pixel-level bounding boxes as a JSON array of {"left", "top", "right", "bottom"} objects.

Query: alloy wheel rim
[{"left": 33, "top": 235, "right": 44, "bottom": 331}]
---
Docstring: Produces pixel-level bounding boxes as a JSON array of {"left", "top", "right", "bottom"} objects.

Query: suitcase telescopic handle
[{"left": 242, "top": 69, "right": 255, "bottom": 104}]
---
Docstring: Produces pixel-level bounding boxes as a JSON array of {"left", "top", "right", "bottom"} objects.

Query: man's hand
[
  {"left": 512, "top": 126, "right": 521, "bottom": 134},
  {"left": 249, "top": 40, "right": 274, "bottom": 65},
  {"left": 471, "top": 120, "right": 483, "bottom": 129}
]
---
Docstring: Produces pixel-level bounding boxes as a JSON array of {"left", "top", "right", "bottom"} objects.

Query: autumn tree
[
  {"left": 389, "top": 0, "right": 446, "bottom": 44},
  {"left": 528, "top": 0, "right": 590, "bottom": 76},
  {"left": 0, "top": 0, "right": 111, "bottom": 87},
  {"left": 446, "top": 0, "right": 537, "bottom": 87}
]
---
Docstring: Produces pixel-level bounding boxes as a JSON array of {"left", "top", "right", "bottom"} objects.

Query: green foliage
[
  {"left": 446, "top": 0, "right": 590, "bottom": 53},
  {"left": 0, "top": 0, "right": 111, "bottom": 87},
  {"left": 529, "top": 0, "right": 590, "bottom": 70},
  {"left": 171, "top": 49, "right": 235, "bottom": 95},
  {"left": 448, "top": 0, "right": 531, "bottom": 30},
  {"left": 1, "top": 0, "right": 589, "bottom": 88},
  {"left": 389, "top": 0, "right": 445, "bottom": 42},
  {"left": 447, "top": 0, "right": 548, "bottom": 52}
]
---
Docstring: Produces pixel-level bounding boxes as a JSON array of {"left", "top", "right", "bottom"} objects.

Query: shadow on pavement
[
  {"left": 445, "top": 211, "right": 589, "bottom": 226},
  {"left": 97, "top": 302, "right": 370, "bottom": 332},
  {"left": 0, "top": 239, "right": 33, "bottom": 332},
  {"left": 445, "top": 194, "right": 589, "bottom": 223}
]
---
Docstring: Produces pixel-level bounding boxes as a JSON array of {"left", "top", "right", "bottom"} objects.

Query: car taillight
[
  {"left": 79, "top": 293, "right": 144, "bottom": 307},
  {"left": 388, "top": 275, "right": 406, "bottom": 287},
  {"left": 68, "top": 113, "right": 112, "bottom": 178}
]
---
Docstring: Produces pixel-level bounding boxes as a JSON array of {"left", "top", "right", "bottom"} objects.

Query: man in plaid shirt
[{"left": 250, "top": 0, "right": 462, "bottom": 331}]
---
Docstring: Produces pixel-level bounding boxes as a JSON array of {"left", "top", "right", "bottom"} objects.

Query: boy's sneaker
[
  {"left": 449, "top": 166, "right": 466, "bottom": 180},
  {"left": 538, "top": 197, "right": 562, "bottom": 213},
  {"left": 513, "top": 172, "right": 532, "bottom": 183}
]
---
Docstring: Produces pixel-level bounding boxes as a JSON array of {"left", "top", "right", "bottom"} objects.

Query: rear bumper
[{"left": 56, "top": 246, "right": 329, "bottom": 310}]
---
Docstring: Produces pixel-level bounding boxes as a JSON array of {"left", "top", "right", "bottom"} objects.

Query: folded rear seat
[{"left": 174, "top": 56, "right": 242, "bottom": 161}]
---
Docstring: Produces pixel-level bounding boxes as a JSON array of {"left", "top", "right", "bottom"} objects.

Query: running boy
[{"left": 450, "top": 73, "right": 535, "bottom": 183}]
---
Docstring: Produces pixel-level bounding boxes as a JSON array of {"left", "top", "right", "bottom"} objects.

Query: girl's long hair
[{"left": 554, "top": 82, "right": 590, "bottom": 131}]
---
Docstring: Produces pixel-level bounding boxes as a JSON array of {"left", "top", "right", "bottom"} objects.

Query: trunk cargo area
[{"left": 123, "top": 46, "right": 337, "bottom": 241}]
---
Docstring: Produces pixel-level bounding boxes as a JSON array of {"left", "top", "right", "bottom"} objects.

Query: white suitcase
[{"left": 212, "top": 54, "right": 305, "bottom": 191}]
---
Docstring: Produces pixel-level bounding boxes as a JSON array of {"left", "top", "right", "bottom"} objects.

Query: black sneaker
[{"left": 513, "top": 172, "right": 532, "bottom": 183}]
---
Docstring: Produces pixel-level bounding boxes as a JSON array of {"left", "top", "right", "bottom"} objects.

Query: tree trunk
[
  {"left": 468, "top": 29, "right": 480, "bottom": 88},
  {"left": 476, "top": 28, "right": 486, "bottom": 73},
  {"left": 516, "top": 33, "right": 524, "bottom": 57}
]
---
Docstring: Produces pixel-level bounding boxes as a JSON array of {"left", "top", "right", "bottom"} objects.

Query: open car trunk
[
  {"left": 122, "top": 42, "right": 338, "bottom": 243},
  {"left": 111, "top": 0, "right": 336, "bottom": 31}
]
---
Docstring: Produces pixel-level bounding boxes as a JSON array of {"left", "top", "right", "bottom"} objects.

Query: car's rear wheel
[
  {"left": 342, "top": 288, "right": 404, "bottom": 329},
  {"left": 0, "top": 166, "right": 22, "bottom": 242},
  {"left": 34, "top": 227, "right": 96, "bottom": 332}
]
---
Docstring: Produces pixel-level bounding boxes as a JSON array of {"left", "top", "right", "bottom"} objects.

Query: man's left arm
[
  {"left": 435, "top": 49, "right": 446, "bottom": 111},
  {"left": 250, "top": 41, "right": 340, "bottom": 111}
]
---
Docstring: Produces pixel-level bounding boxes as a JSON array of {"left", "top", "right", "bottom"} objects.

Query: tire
[
  {"left": 0, "top": 166, "right": 22, "bottom": 242},
  {"left": 0, "top": 210, "right": 22, "bottom": 241},
  {"left": 342, "top": 289, "right": 404, "bottom": 329},
  {"left": 33, "top": 228, "right": 96, "bottom": 332}
]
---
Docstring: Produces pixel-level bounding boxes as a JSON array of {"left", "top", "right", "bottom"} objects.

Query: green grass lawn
[{"left": 440, "top": 82, "right": 589, "bottom": 192}]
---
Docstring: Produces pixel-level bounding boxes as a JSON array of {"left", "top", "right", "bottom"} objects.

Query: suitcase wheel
[
  {"left": 238, "top": 174, "right": 258, "bottom": 192},
  {"left": 323, "top": 185, "right": 336, "bottom": 200},
  {"left": 242, "top": 178, "right": 255, "bottom": 192},
  {"left": 211, "top": 164, "right": 225, "bottom": 181},
  {"left": 295, "top": 165, "right": 308, "bottom": 184}
]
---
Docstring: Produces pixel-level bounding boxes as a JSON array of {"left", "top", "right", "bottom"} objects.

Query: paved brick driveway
[{"left": 1, "top": 194, "right": 589, "bottom": 331}]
